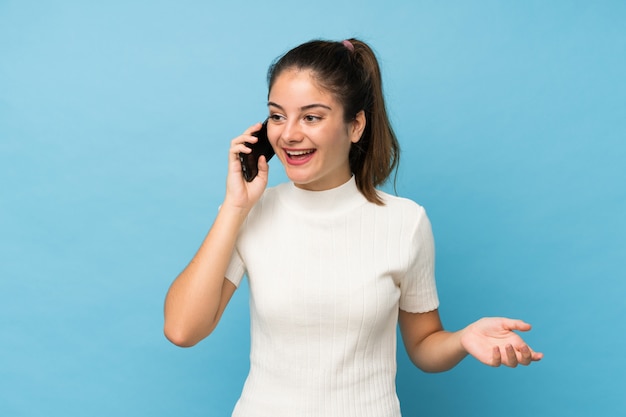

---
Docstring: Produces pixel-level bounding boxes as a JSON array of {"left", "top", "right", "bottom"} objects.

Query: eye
[
  {"left": 304, "top": 115, "right": 321, "bottom": 122},
  {"left": 269, "top": 113, "right": 285, "bottom": 122}
]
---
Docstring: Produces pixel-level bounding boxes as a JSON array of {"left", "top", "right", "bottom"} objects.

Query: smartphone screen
[{"left": 239, "top": 120, "right": 274, "bottom": 182}]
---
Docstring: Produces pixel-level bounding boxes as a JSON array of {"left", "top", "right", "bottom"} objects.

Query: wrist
[
  {"left": 456, "top": 327, "right": 470, "bottom": 356},
  {"left": 218, "top": 200, "right": 251, "bottom": 223}
]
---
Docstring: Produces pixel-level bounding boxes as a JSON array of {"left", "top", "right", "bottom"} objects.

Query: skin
[{"left": 164, "top": 67, "right": 543, "bottom": 369}]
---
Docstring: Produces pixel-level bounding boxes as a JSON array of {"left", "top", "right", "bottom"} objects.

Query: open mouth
[{"left": 285, "top": 149, "right": 316, "bottom": 162}]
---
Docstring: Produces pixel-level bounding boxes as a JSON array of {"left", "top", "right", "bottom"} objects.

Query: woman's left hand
[{"left": 460, "top": 317, "right": 543, "bottom": 367}]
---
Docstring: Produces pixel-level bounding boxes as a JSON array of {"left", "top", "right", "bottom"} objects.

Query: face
[{"left": 267, "top": 68, "right": 365, "bottom": 191}]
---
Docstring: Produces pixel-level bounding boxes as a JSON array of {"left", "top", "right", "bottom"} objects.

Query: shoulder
[
  {"left": 362, "top": 190, "right": 433, "bottom": 239},
  {"left": 375, "top": 190, "right": 428, "bottom": 220}
]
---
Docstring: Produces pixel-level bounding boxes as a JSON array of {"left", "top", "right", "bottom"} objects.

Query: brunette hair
[{"left": 267, "top": 38, "right": 400, "bottom": 205}]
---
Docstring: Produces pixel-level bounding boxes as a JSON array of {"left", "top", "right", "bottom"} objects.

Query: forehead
[{"left": 268, "top": 68, "right": 338, "bottom": 107}]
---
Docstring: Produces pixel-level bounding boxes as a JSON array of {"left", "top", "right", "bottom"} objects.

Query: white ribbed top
[{"left": 225, "top": 177, "right": 438, "bottom": 417}]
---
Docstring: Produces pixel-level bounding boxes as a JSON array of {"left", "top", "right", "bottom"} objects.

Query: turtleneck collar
[{"left": 277, "top": 176, "right": 368, "bottom": 218}]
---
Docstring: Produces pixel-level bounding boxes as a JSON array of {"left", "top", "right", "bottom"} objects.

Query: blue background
[{"left": 1, "top": 1, "right": 625, "bottom": 416}]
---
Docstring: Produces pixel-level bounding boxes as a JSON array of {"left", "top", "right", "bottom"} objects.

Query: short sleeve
[
  {"left": 399, "top": 207, "right": 439, "bottom": 313},
  {"left": 225, "top": 246, "right": 246, "bottom": 288}
]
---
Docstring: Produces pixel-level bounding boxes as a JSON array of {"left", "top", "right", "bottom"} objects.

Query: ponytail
[{"left": 346, "top": 39, "right": 399, "bottom": 204}]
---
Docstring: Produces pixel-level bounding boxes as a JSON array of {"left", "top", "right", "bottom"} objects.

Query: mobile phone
[{"left": 239, "top": 119, "right": 274, "bottom": 182}]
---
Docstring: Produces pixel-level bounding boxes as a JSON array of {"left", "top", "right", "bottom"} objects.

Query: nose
[{"left": 280, "top": 119, "right": 304, "bottom": 144}]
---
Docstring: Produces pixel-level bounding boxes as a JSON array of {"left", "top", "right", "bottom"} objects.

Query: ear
[{"left": 349, "top": 110, "right": 366, "bottom": 143}]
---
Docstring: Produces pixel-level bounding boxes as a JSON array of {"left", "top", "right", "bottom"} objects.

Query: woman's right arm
[{"left": 163, "top": 123, "right": 269, "bottom": 347}]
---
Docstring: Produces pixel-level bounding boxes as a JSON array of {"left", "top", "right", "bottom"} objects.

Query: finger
[
  {"left": 255, "top": 155, "right": 269, "bottom": 181},
  {"left": 518, "top": 345, "right": 533, "bottom": 366},
  {"left": 243, "top": 122, "right": 264, "bottom": 135},
  {"left": 228, "top": 145, "right": 250, "bottom": 169},
  {"left": 229, "top": 137, "right": 257, "bottom": 164},
  {"left": 491, "top": 346, "right": 502, "bottom": 367},
  {"left": 502, "top": 318, "right": 532, "bottom": 332},
  {"left": 231, "top": 134, "right": 258, "bottom": 149},
  {"left": 505, "top": 344, "right": 518, "bottom": 368},
  {"left": 231, "top": 121, "right": 264, "bottom": 150}
]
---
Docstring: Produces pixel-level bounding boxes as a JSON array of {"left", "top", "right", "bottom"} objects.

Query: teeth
[{"left": 287, "top": 149, "right": 314, "bottom": 156}]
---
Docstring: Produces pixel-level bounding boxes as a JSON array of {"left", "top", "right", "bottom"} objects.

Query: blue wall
[{"left": 1, "top": 1, "right": 624, "bottom": 416}]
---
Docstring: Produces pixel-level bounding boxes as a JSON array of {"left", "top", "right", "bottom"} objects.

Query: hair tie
[{"left": 342, "top": 39, "right": 354, "bottom": 52}]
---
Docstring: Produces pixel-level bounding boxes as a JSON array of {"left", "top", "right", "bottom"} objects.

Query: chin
[
  {"left": 288, "top": 175, "right": 316, "bottom": 187},
  {"left": 284, "top": 167, "right": 313, "bottom": 182},
  {"left": 285, "top": 171, "right": 320, "bottom": 189}
]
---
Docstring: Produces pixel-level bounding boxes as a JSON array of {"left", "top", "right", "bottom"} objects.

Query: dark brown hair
[{"left": 267, "top": 38, "right": 400, "bottom": 205}]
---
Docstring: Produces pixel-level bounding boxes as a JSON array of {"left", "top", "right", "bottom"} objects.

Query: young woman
[{"left": 164, "top": 38, "right": 542, "bottom": 416}]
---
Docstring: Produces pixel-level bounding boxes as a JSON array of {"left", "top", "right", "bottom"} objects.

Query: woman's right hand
[{"left": 223, "top": 122, "right": 270, "bottom": 212}]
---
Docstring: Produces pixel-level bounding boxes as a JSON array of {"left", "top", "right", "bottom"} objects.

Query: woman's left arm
[{"left": 398, "top": 309, "right": 543, "bottom": 373}]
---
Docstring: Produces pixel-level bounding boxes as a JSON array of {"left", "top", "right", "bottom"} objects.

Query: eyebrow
[{"left": 267, "top": 101, "right": 332, "bottom": 111}]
